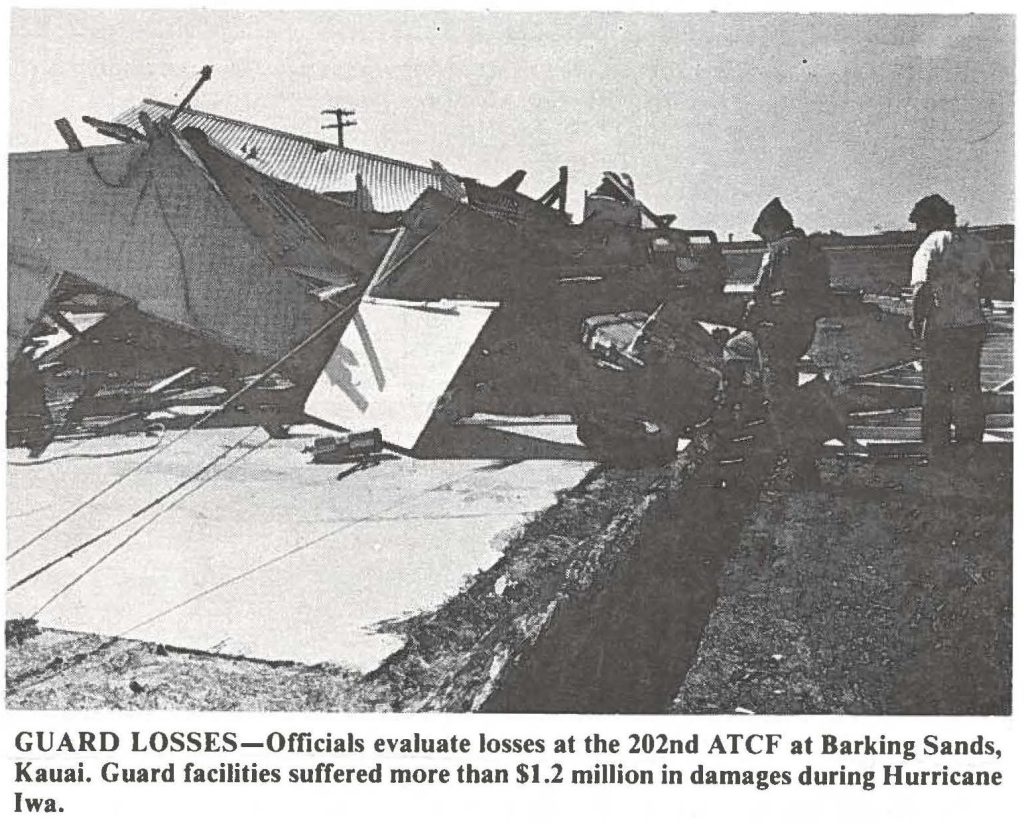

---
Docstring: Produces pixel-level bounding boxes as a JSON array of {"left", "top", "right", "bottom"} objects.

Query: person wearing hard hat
[{"left": 909, "top": 194, "right": 992, "bottom": 457}]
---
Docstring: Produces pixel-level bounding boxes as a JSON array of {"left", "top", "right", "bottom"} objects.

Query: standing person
[
  {"left": 908, "top": 194, "right": 992, "bottom": 455},
  {"left": 747, "top": 198, "right": 830, "bottom": 389},
  {"left": 744, "top": 198, "right": 831, "bottom": 483}
]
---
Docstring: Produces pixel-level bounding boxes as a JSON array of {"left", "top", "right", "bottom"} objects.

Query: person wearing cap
[
  {"left": 908, "top": 194, "right": 992, "bottom": 454},
  {"left": 747, "top": 198, "right": 830, "bottom": 382},
  {"left": 745, "top": 198, "right": 831, "bottom": 483}
]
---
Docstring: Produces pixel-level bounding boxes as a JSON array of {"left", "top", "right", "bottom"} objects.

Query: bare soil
[{"left": 673, "top": 446, "right": 1012, "bottom": 715}]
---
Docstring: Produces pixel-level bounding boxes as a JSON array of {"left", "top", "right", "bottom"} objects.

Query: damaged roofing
[
  {"left": 113, "top": 99, "right": 445, "bottom": 213},
  {"left": 8, "top": 131, "right": 357, "bottom": 363}
]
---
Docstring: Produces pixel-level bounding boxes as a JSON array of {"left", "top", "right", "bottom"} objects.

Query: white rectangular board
[{"left": 304, "top": 297, "right": 497, "bottom": 449}]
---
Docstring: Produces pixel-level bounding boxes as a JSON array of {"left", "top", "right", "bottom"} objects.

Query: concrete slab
[{"left": 7, "top": 428, "right": 593, "bottom": 670}]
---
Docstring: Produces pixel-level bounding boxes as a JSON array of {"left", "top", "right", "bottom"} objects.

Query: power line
[
  {"left": 9, "top": 449, "right": 524, "bottom": 694},
  {"left": 118, "top": 464, "right": 511, "bottom": 639},
  {"left": 9, "top": 291, "right": 363, "bottom": 561},
  {"left": 8, "top": 433, "right": 269, "bottom": 696},
  {"left": 7, "top": 435, "right": 164, "bottom": 467},
  {"left": 30, "top": 432, "right": 270, "bottom": 619},
  {"left": 9, "top": 427, "right": 263, "bottom": 594}
]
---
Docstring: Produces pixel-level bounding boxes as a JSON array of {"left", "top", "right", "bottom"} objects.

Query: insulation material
[
  {"left": 305, "top": 297, "right": 497, "bottom": 448},
  {"left": 7, "top": 135, "right": 356, "bottom": 365}
]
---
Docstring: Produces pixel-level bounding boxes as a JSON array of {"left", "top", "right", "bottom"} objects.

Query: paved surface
[
  {"left": 7, "top": 304, "right": 1011, "bottom": 673},
  {"left": 7, "top": 425, "right": 594, "bottom": 669}
]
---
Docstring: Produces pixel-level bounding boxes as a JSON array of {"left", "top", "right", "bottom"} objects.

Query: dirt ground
[
  {"left": 673, "top": 445, "right": 1012, "bottom": 715},
  {"left": 7, "top": 440, "right": 1011, "bottom": 714},
  {"left": 6, "top": 625, "right": 370, "bottom": 711}
]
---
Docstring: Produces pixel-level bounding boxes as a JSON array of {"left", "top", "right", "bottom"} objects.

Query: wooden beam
[
  {"left": 497, "top": 169, "right": 527, "bottom": 191},
  {"left": 168, "top": 65, "right": 213, "bottom": 125},
  {"left": 54, "top": 118, "right": 83, "bottom": 152},
  {"left": 47, "top": 311, "right": 82, "bottom": 340},
  {"left": 81, "top": 115, "right": 144, "bottom": 143},
  {"left": 538, "top": 166, "right": 568, "bottom": 212},
  {"left": 137, "top": 111, "right": 159, "bottom": 140}
]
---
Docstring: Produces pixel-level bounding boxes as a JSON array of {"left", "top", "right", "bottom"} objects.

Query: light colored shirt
[{"left": 910, "top": 229, "right": 990, "bottom": 329}]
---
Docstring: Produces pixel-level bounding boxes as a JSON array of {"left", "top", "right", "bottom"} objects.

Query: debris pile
[{"left": 4, "top": 66, "right": 1014, "bottom": 714}]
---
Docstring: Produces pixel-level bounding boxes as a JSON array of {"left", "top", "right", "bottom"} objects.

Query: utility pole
[{"left": 322, "top": 108, "right": 357, "bottom": 148}]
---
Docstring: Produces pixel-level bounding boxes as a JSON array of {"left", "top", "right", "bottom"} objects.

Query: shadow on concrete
[{"left": 412, "top": 419, "right": 593, "bottom": 462}]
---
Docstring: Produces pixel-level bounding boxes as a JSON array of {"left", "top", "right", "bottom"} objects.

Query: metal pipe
[{"left": 168, "top": 65, "right": 213, "bottom": 125}]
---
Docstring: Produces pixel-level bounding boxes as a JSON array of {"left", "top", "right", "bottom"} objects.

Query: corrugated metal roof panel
[{"left": 113, "top": 99, "right": 443, "bottom": 212}]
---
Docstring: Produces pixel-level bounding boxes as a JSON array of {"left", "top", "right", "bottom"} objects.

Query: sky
[{"left": 6, "top": 9, "right": 1015, "bottom": 238}]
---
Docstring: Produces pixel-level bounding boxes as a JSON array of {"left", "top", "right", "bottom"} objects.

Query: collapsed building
[
  {"left": 7, "top": 94, "right": 450, "bottom": 453},
  {"left": 11, "top": 89, "right": 746, "bottom": 457},
  {"left": 8, "top": 81, "right": 1014, "bottom": 460},
  {"left": 304, "top": 166, "right": 736, "bottom": 450}
]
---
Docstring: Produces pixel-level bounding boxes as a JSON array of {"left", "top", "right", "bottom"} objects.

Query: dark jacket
[{"left": 749, "top": 228, "right": 830, "bottom": 324}]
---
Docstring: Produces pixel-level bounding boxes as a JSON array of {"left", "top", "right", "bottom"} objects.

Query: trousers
[
  {"left": 921, "top": 324, "right": 986, "bottom": 445},
  {"left": 755, "top": 316, "right": 819, "bottom": 454}
]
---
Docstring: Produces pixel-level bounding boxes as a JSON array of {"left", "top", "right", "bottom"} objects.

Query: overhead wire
[
  {"left": 9, "top": 290, "right": 364, "bottom": 562},
  {"left": 6, "top": 433, "right": 165, "bottom": 467},
  {"left": 12, "top": 198, "right": 469, "bottom": 561},
  {"left": 30, "top": 431, "right": 271, "bottom": 618},
  {"left": 85, "top": 142, "right": 150, "bottom": 189},
  {"left": 8, "top": 187, "right": 475, "bottom": 690},
  {"left": 118, "top": 463, "right": 512, "bottom": 640},
  {"left": 150, "top": 179, "right": 197, "bottom": 320},
  {"left": 7, "top": 459, "right": 508, "bottom": 696},
  {"left": 9, "top": 426, "right": 263, "bottom": 593},
  {"left": 370, "top": 203, "right": 463, "bottom": 289}
]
